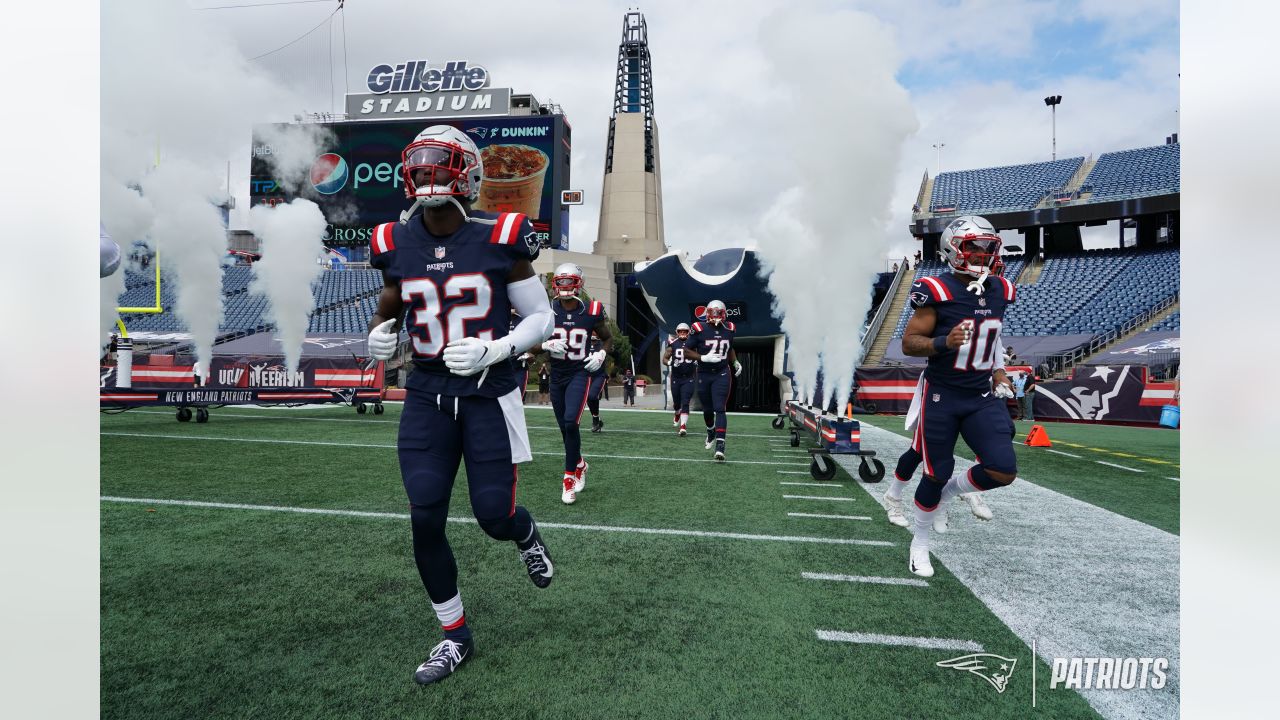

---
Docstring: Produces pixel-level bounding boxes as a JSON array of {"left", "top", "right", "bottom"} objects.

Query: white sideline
[
  {"left": 787, "top": 513, "right": 870, "bottom": 521},
  {"left": 99, "top": 432, "right": 810, "bottom": 467},
  {"left": 802, "top": 572, "right": 928, "bottom": 587},
  {"left": 815, "top": 630, "right": 982, "bottom": 652},
  {"left": 783, "top": 495, "right": 854, "bottom": 502},
  {"left": 98, "top": 496, "right": 895, "bottom": 546},
  {"left": 844, "top": 423, "right": 1180, "bottom": 720},
  {"left": 780, "top": 482, "right": 843, "bottom": 488},
  {"left": 1044, "top": 448, "right": 1083, "bottom": 459},
  {"left": 1095, "top": 460, "right": 1144, "bottom": 473}
]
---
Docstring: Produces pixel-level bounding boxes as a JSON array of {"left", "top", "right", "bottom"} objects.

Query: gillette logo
[{"left": 367, "top": 60, "right": 489, "bottom": 94}]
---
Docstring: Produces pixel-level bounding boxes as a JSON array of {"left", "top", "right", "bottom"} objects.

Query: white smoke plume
[
  {"left": 102, "top": 0, "right": 318, "bottom": 369},
  {"left": 99, "top": 184, "right": 153, "bottom": 351},
  {"left": 752, "top": 7, "right": 918, "bottom": 411},
  {"left": 248, "top": 200, "right": 327, "bottom": 373}
]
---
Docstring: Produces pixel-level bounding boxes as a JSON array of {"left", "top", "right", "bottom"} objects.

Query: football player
[
  {"left": 661, "top": 322, "right": 697, "bottom": 436},
  {"left": 365, "top": 125, "right": 555, "bottom": 685},
  {"left": 532, "top": 263, "right": 611, "bottom": 504},
  {"left": 684, "top": 300, "right": 741, "bottom": 461},
  {"left": 585, "top": 332, "right": 608, "bottom": 433},
  {"left": 897, "top": 215, "right": 1017, "bottom": 578}
]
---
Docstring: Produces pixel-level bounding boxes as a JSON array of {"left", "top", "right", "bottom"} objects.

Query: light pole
[
  {"left": 932, "top": 142, "right": 945, "bottom": 174},
  {"left": 1044, "top": 95, "right": 1062, "bottom": 160}
]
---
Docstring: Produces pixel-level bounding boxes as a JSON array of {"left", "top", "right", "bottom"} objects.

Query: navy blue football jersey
[
  {"left": 667, "top": 336, "right": 697, "bottom": 380},
  {"left": 688, "top": 320, "right": 737, "bottom": 374},
  {"left": 549, "top": 298, "right": 606, "bottom": 376},
  {"left": 908, "top": 273, "right": 1016, "bottom": 392},
  {"left": 370, "top": 210, "right": 539, "bottom": 398}
]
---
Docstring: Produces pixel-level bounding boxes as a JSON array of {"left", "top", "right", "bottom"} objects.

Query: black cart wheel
[
  {"left": 373, "top": 404, "right": 385, "bottom": 415},
  {"left": 771, "top": 416, "right": 785, "bottom": 430},
  {"left": 858, "top": 457, "right": 886, "bottom": 483},
  {"left": 195, "top": 407, "right": 209, "bottom": 423},
  {"left": 863, "top": 401, "right": 877, "bottom": 414},
  {"left": 356, "top": 402, "right": 368, "bottom": 415},
  {"left": 810, "top": 454, "right": 838, "bottom": 482},
  {"left": 789, "top": 431, "right": 800, "bottom": 447},
  {"left": 176, "top": 407, "right": 192, "bottom": 422}
]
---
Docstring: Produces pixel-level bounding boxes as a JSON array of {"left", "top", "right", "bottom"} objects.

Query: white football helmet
[
  {"left": 940, "top": 215, "right": 1001, "bottom": 277},
  {"left": 705, "top": 300, "right": 727, "bottom": 325},
  {"left": 552, "top": 263, "right": 584, "bottom": 298},
  {"left": 400, "top": 125, "right": 483, "bottom": 207},
  {"left": 675, "top": 323, "right": 690, "bottom": 339}
]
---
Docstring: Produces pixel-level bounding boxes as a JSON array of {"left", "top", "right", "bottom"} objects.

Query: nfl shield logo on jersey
[
  {"left": 434, "top": 246, "right": 446, "bottom": 259},
  {"left": 932, "top": 393, "right": 940, "bottom": 402}
]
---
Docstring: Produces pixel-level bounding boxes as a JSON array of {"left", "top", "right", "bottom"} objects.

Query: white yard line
[
  {"left": 100, "top": 432, "right": 810, "bottom": 467},
  {"left": 1166, "top": 477, "right": 1180, "bottom": 482},
  {"left": 1044, "top": 448, "right": 1083, "bottom": 459},
  {"left": 1095, "top": 460, "right": 1144, "bottom": 473},
  {"left": 802, "top": 572, "right": 928, "bottom": 587},
  {"left": 777, "top": 471, "right": 812, "bottom": 475},
  {"left": 844, "top": 423, "right": 1180, "bottom": 720},
  {"left": 815, "top": 630, "right": 982, "bottom": 652},
  {"left": 787, "top": 513, "right": 870, "bottom": 521},
  {"left": 99, "top": 496, "right": 895, "bottom": 547},
  {"left": 783, "top": 495, "right": 854, "bottom": 502},
  {"left": 780, "top": 482, "right": 843, "bottom": 488}
]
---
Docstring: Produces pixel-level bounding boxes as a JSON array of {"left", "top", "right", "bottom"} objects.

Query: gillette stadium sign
[{"left": 345, "top": 59, "right": 511, "bottom": 121}]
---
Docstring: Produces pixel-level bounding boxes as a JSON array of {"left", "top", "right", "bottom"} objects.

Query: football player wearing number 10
[
  {"left": 895, "top": 215, "right": 1018, "bottom": 579},
  {"left": 533, "top": 262, "right": 612, "bottom": 504},
  {"left": 365, "top": 125, "right": 556, "bottom": 686}
]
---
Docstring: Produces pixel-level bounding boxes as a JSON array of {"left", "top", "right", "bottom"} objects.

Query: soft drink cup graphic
[{"left": 475, "top": 144, "right": 548, "bottom": 217}]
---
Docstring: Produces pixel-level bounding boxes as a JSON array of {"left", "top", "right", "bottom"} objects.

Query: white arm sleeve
[
  {"left": 993, "top": 336, "right": 1006, "bottom": 371},
  {"left": 505, "top": 275, "right": 555, "bottom": 353}
]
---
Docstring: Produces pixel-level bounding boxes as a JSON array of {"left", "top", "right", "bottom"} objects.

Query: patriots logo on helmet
[{"left": 937, "top": 653, "right": 1018, "bottom": 694}]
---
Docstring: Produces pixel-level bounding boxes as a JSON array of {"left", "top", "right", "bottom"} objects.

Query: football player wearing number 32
[
  {"left": 533, "top": 262, "right": 612, "bottom": 505},
  {"left": 365, "top": 125, "right": 556, "bottom": 686},
  {"left": 895, "top": 215, "right": 1018, "bottom": 579},
  {"left": 684, "top": 300, "right": 741, "bottom": 462}
]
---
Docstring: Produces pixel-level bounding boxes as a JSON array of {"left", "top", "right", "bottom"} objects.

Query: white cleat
[
  {"left": 573, "top": 460, "right": 588, "bottom": 493},
  {"left": 909, "top": 544, "right": 935, "bottom": 578},
  {"left": 933, "top": 506, "right": 949, "bottom": 534},
  {"left": 561, "top": 474, "right": 577, "bottom": 504},
  {"left": 960, "top": 492, "right": 993, "bottom": 521},
  {"left": 883, "top": 494, "right": 910, "bottom": 528},
  {"left": 705, "top": 435, "right": 715, "bottom": 450},
  {"left": 673, "top": 417, "right": 679, "bottom": 427},
  {"left": 678, "top": 426, "right": 687, "bottom": 437}
]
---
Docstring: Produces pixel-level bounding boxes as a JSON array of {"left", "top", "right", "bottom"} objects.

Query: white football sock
[{"left": 886, "top": 476, "right": 909, "bottom": 500}]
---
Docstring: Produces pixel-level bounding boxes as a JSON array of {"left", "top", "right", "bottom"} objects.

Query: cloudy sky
[{"left": 185, "top": 0, "right": 1177, "bottom": 260}]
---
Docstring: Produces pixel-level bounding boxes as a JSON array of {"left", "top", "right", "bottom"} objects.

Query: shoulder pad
[
  {"left": 371, "top": 223, "right": 396, "bottom": 256},
  {"left": 488, "top": 212, "right": 528, "bottom": 245},
  {"left": 997, "top": 276, "right": 1016, "bottom": 302},
  {"left": 691, "top": 322, "right": 704, "bottom": 333}
]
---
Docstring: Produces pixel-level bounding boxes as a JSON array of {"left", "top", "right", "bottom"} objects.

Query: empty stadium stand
[
  {"left": 1082, "top": 144, "right": 1180, "bottom": 202},
  {"left": 929, "top": 157, "right": 1084, "bottom": 213}
]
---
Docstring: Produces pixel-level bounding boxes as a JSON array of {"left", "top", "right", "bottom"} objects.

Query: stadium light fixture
[
  {"left": 932, "top": 142, "right": 945, "bottom": 174},
  {"left": 1044, "top": 95, "right": 1063, "bottom": 160}
]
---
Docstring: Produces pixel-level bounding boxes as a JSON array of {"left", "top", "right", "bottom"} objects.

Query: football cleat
[
  {"left": 673, "top": 415, "right": 680, "bottom": 427},
  {"left": 960, "top": 492, "right": 994, "bottom": 521},
  {"left": 909, "top": 544, "right": 935, "bottom": 578},
  {"left": 678, "top": 425, "right": 687, "bottom": 437},
  {"left": 518, "top": 523, "right": 554, "bottom": 588},
  {"left": 933, "top": 505, "right": 949, "bottom": 534},
  {"left": 573, "top": 460, "right": 588, "bottom": 492},
  {"left": 561, "top": 473, "right": 577, "bottom": 504},
  {"left": 414, "top": 638, "right": 474, "bottom": 685},
  {"left": 714, "top": 439, "right": 726, "bottom": 462},
  {"left": 883, "top": 493, "right": 910, "bottom": 528},
  {"left": 705, "top": 428, "right": 715, "bottom": 450}
]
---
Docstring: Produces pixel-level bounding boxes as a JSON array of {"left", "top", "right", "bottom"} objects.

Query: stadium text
[
  {"left": 358, "top": 92, "right": 496, "bottom": 116},
  {"left": 163, "top": 391, "right": 254, "bottom": 404},
  {"left": 366, "top": 60, "right": 489, "bottom": 94},
  {"left": 1049, "top": 657, "right": 1169, "bottom": 690}
]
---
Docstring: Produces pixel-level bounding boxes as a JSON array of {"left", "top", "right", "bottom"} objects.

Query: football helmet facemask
[
  {"left": 705, "top": 300, "right": 727, "bottom": 325},
  {"left": 552, "top": 263, "right": 584, "bottom": 299},
  {"left": 675, "top": 323, "right": 690, "bottom": 339},
  {"left": 940, "top": 215, "right": 1002, "bottom": 278},
  {"left": 401, "top": 125, "right": 483, "bottom": 208}
]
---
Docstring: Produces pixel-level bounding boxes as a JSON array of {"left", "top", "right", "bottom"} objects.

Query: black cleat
[
  {"left": 714, "top": 439, "right": 726, "bottom": 462},
  {"left": 414, "top": 638, "right": 473, "bottom": 685},
  {"left": 518, "top": 523, "right": 554, "bottom": 588},
  {"left": 590, "top": 416, "right": 603, "bottom": 433}
]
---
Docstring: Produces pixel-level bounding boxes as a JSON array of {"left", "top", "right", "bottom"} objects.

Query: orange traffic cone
[{"left": 1025, "top": 424, "right": 1052, "bottom": 447}]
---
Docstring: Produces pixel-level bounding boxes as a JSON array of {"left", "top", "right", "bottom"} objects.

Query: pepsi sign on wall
[
  {"left": 689, "top": 301, "right": 749, "bottom": 323},
  {"left": 250, "top": 115, "right": 571, "bottom": 250}
]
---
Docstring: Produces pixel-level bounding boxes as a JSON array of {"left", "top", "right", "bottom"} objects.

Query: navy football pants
[
  {"left": 697, "top": 368, "right": 733, "bottom": 438},
  {"left": 398, "top": 388, "right": 533, "bottom": 604},
  {"left": 551, "top": 371, "right": 591, "bottom": 472},
  {"left": 672, "top": 377, "right": 696, "bottom": 415},
  {"left": 586, "top": 373, "right": 606, "bottom": 417},
  {"left": 910, "top": 379, "right": 1017, "bottom": 482}
]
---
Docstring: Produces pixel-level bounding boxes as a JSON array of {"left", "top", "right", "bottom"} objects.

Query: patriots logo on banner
[
  {"left": 1037, "top": 365, "right": 1139, "bottom": 421},
  {"left": 300, "top": 337, "right": 365, "bottom": 350},
  {"left": 937, "top": 654, "right": 1018, "bottom": 694},
  {"left": 435, "top": 246, "right": 447, "bottom": 259},
  {"left": 1110, "top": 336, "right": 1180, "bottom": 356},
  {"left": 466, "top": 127, "right": 491, "bottom": 139}
]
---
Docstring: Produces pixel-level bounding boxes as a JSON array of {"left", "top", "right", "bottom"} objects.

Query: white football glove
[
  {"left": 700, "top": 351, "right": 724, "bottom": 364},
  {"left": 367, "top": 319, "right": 398, "bottom": 361},
  {"left": 584, "top": 349, "right": 607, "bottom": 373},
  {"left": 993, "top": 382, "right": 1015, "bottom": 399},
  {"left": 733, "top": 360, "right": 742, "bottom": 377},
  {"left": 543, "top": 338, "right": 568, "bottom": 359},
  {"left": 442, "top": 337, "right": 512, "bottom": 377}
]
